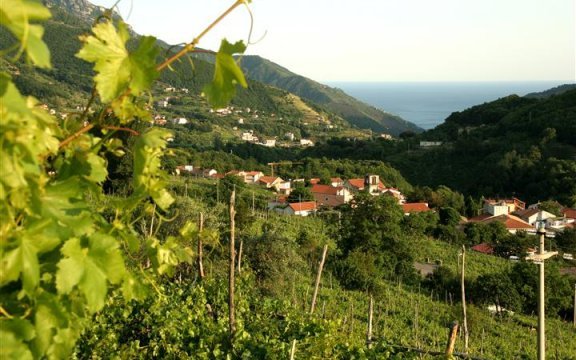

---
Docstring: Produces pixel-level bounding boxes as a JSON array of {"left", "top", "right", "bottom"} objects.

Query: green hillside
[
  {"left": 240, "top": 55, "right": 423, "bottom": 136},
  {"left": 0, "top": 2, "right": 367, "bottom": 143},
  {"left": 305, "top": 89, "right": 576, "bottom": 206}
]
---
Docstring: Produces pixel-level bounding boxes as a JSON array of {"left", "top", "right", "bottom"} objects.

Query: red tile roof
[
  {"left": 312, "top": 193, "right": 346, "bottom": 208},
  {"left": 563, "top": 208, "right": 576, "bottom": 219},
  {"left": 468, "top": 214, "right": 493, "bottom": 222},
  {"left": 483, "top": 214, "right": 534, "bottom": 230},
  {"left": 259, "top": 176, "right": 281, "bottom": 185},
  {"left": 311, "top": 184, "right": 339, "bottom": 195},
  {"left": 402, "top": 203, "right": 431, "bottom": 213},
  {"left": 347, "top": 178, "right": 365, "bottom": 190},
  {"left": 513, "top": 208, "right": 540, "bottom": 219},
  {"left": 347, "top": 178, "right": 385, "bottom": 191},
  {"left": 471, "top": 243, "right": 494, "bottom": 254},
  {"left": 309, "top": 178, "right": 320, "bottom": 185},
  {"left": 288, "top": 201, "right": 317, "bottom": 212}
]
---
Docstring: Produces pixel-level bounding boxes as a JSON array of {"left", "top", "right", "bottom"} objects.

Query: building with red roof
[
  {"left": 401, "top": 203, "right": 431, "bottom": 215},
  {"left": 311, "top": 184, "right": 352, "bottom": 208},
  {"left": 279, "top": 201, "right": 317, "bottom": 216},
  {"left": 471, "top": 243, "right": 494, "bottom": 255}
]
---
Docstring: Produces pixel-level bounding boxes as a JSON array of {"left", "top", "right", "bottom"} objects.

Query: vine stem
[
  {"left": 59, "top": 125, "right": 139, "bottom": 149},
  {"left": 0, "top": 305, "right": 14, "bottom": 319},
  {"left": 59, "top": 124, "right": 95, "bottom": 149},
  {"left": 156, "top": 0, "right": 246, "bottom": 72}
]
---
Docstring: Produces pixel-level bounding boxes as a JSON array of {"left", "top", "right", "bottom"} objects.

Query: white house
[
  {"left": 173, "top": 117, "right": 188, "bottom": 125},
  {"left": 281, "top": 202, "right": 317, "bottom": 216},
  {"left": 300, "top": 139, "right": 314, "bottom": 147},
  {"left": 513, "top": 208, "right": 556, "bottom": 227}
]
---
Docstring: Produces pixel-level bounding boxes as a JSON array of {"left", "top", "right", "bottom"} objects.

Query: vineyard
[{"left": 1, "top": 1, "right": 576, "bottom": 359}]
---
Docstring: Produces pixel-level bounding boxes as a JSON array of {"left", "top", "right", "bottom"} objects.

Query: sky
[{"left": 88, "top": 0, "right": 575, "bottom": 82}]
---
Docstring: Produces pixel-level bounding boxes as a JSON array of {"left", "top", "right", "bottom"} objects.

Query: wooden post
[
  {"left": 237, "top": 239, "right": 243, "bottom": 274},
  {"left": 310, "top": 244, "right": 328, "bottom": 314},
  {"left": 460, "top": 245, "right": 469, "bottom": 353},
  {"left": 289, "top": 339, "right": 297, "bottom": 360},
  {"left": 197, "top": 213, "right": 205, "bottom": 280},
  {"left": 445, "top": 321, "right": 459, "bottom": 358},
  {"left": 229, "top": 190, "right": 236, "bottom": 337},
  {"left": 367, "top": 295, "right": 374, "bottom": 349}
]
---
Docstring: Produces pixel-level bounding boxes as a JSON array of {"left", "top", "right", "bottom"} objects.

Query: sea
[{"left": 328, "top": 81, "right": 572, "bottom": 130}]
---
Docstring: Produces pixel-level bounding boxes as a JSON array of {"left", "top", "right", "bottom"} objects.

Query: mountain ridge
[
  {"left": 240, "top": 55, "right": 423, "bottom": 136},
  {"left": 41, "top": 0, "right": 422, "bottom": 136}
]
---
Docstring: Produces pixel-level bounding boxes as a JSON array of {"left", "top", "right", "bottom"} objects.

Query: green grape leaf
[
  {"left": 0, "top": 0, "right": 52, "bottom": 67},
  {"left": 55, "top": 238, "right": 84, "bottom": 294},
  {"left": 0, "top": 330, "right": 33, "bottom": 360},
  {"left": 202, "top": 39, "right": 247, "bottom": 108},
  {"left": 2, "top": 319, "right": 36, "bottom": 342},
  {"left": 110, "top": 95, "right": 151, "bottom": 124},
  {"left": 76, "top": 21, "right": 130, "bottom": 102},
  {"left": 128, "top": 35, "right": 159, "bottom": 94},
  {"left": 56, "top": 234, "right": 125, "bottom": 311},
  {"left": 133, "top": 128, "right": 174, "bottom": 210},
  {"left": 32, "top": 293, "right": 67, "bottom": 357},
  {"left": 0, "top": 236, "right": 39, "bottom": 294},
  {"left": 77, "top": 21, "right": 159, "bottom": 106}
]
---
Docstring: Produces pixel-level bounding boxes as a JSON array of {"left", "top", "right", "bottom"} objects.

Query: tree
[
  {"left": 555, "top": 228, "right": 576, "bottom": 254},
  {"left": 287, "top": 186, "right": 314, "bottom": 203}
]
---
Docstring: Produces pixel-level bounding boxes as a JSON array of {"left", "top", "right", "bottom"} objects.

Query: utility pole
[{"left": 526, "top": 224, "right": 558, "bottom": 360}]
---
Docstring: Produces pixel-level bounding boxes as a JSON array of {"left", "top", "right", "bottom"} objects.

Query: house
[
  {"left": 420, "top": 141, "right": 443, "bottom": 147},
  {"left": 563, "top": 208, "right": 576, "bottom": 221},
  {"left": 382, "top": 188, "right": 406, "bottom": 204},
  {"left": 480, "top": 214, "right": 534, "bottom": 234},
  {"left": 331, "top": 178, "right": 344, "bottom": 187},
  {"left": 261, "top": 139, "right": 276, "bottom": 147},
  {"left": 483, "top": 198, "right": 526, "bottom": 216},
  {"left": 186, "top": 168, "right": 218, "bottom": 178},
  {"left": 241, "top": 131, "right": 258, "bottom": 142},
  {"left": 244, "top": 171, "right": 264, "bottom": 184},
  {"left": 471, "top": 243, "right": 494, "bottom": 255},
  {"left": 513, "top": 208, "right": 556, "bottom": 227},
  {"left": 226, "top": 170, "right": 248, "bottom": 182},
  {"left": 402, "top": 203, "right": 431, "bottom": 215},
  {"left": 277, "top": 181, "right": 292, "bottom": 195},
  {"left": 282, "top": 201, "right": 317, "bottom": 216},
  {"left": 345, "top": 175, "right": 386, "bottom": 195},
  {"left": 175, "top": 165, "right": 194, "bottom": 175},
  {"left": 311, "top": 184, "right": 353, "bottom": 208},
  {"left": 173, "top": 117, "right": 188, "bottom": 125},
  {"left": 300, "top": 139, "right": 314, "bottom": 147},
  {"left": 258, "top": 176, "right": 284, "bottom": 191}
]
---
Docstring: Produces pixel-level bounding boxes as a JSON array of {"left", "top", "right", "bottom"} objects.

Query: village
[{"left": 175, "top": 164, "right": 576, "bottom": 258}]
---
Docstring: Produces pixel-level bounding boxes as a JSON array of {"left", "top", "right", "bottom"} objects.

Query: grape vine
[{"left": 0, "top": 0, "right": 249, "bottom": 358}]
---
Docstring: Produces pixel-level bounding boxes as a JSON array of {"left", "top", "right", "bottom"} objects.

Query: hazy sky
[{"left": 88, "top": 0, "right": 575, "bottom": 82}]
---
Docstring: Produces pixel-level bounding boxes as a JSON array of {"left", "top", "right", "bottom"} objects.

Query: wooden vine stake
[
  {"left": 289, "top": 339, "right": 297, "bottom": 360},
  {"left": 445, "top": 321, "right": 459, "bottom": 359},
  {"left": 229, "top": 190, "right": 236, "bottom": 337},
  {"left": 310, "top": 244, "right": 328, "bottom": 314},
  {"left": 198, "top": 212, "right": 205, "bottom": 280},
  {"left": 237, "top": 239, "right": 243, "bottom": 274},
  {"left": 460, "top": 245, "right": 469, "bottom": 353},
  {"left": 366, "top": 295, "right": 374, "bottom": 349}
]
